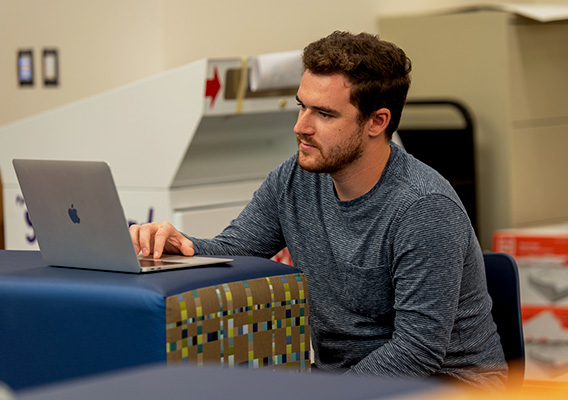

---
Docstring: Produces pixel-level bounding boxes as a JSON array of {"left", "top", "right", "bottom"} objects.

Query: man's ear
[{"left": 368, "top": 108, "right": 391, "bottom": 138}]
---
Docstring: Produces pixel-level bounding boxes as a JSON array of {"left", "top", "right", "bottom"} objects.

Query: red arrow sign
[{"left": 205, "top": 66, "right": 221, "bottom": 108}]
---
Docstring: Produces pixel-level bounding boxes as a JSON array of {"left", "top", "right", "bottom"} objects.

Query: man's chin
[
  {"left": 297, "top": 154, "right": 326, "bottom": 174},
  {"left": 297, "top": 153, "right": 316, "bottom": 172}
]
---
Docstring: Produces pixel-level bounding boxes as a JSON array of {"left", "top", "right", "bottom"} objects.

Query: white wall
[{"left": 2, "top": 0, "right": 562, "bottom": 127}]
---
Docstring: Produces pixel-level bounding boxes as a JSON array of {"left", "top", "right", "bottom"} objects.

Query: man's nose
[{"left": 294, "top": 111, "right": 314, "bottom": 135}]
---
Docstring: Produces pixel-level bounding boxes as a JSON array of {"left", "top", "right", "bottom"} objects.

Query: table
[{"left": 0, "top": 250, "right": 308, "bottom": 391}]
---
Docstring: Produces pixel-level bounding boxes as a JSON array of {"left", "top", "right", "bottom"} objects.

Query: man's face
[{"left": 294, "top": 70, "right": 366, "bottom": 175}]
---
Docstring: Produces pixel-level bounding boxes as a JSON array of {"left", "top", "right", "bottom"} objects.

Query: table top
[{"left": 0, "top": 250, "right": 300, "bottom": 297}]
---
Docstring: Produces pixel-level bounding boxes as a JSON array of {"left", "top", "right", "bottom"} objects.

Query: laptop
[{"left": 12, "top": 159, "right": 233, "bottom": 273}]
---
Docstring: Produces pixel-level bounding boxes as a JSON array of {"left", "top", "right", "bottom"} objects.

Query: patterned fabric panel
[{"left": 166, "top": 273, "right": 310, "bottom": 371}]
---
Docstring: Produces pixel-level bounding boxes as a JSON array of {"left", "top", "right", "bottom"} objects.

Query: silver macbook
[{"left": 12, "top": 159, "right": 233, "bottom": 273}]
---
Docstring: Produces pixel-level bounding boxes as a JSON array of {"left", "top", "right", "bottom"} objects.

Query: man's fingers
[
  {"left": 137, "top": 222, "right": 159, "bottom": 257},
  {"left": 129, "top": 224, "right": 142, "bottom": 254},
  {"left": 152, "top": 224, "right": 170, "bottom": 259},
  {"left": 157, "top": 223, "right": 195, "bottom": 258},
  {"left": 179, "top": 240, "right": 195, "bottom": 257},
  {"left": 129, "top": 221, "right": 194, "bottom": 259}
]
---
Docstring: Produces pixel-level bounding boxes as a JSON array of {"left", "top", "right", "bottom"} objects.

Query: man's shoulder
[{"left": 387, "top": 144, "right": 462, "bottom": 203}]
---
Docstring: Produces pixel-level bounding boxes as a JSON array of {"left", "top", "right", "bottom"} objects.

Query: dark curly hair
[{"left": 302, "top": 31, "right": 411, "bottom": 140}]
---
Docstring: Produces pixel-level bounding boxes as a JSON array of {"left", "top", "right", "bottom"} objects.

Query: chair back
[{"left": 483, "top": 252, "right": 525, "bottom": 389}]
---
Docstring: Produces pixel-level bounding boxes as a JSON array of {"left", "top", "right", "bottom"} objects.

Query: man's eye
[
  {"left": 319, "top": 112, "right": 331, "bottom": 119},
  {"left": 296, "top": 102, "right": 306, "bottom": 110}
]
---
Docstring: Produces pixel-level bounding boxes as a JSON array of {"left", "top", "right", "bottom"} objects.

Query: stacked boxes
[{"left": 494, "top": 223, "right": 568, "bottom": 382}]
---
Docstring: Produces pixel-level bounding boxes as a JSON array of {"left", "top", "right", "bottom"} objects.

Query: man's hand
[{"left": 129, "top": 221, "right": 195, "bottom": 259}]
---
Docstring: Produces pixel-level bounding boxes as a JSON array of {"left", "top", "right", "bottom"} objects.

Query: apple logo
[{"left": 68, "top": 204, "right": 81, "bottom": 224}]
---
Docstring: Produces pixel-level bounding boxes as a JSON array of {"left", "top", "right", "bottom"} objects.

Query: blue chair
[{"left": 483, "top": 252, "right": 525, "bottom": 389}]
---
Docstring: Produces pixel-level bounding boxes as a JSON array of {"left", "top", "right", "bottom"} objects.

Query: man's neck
[{"left": 331, "top": 143, "right": 391, "bottom": 201}]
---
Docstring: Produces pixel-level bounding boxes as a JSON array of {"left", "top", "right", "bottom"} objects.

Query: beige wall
[
  {"left": 161, "top": 0, "right": 379, "bottom": 69},
  {"left": 1, "top": 0, "right": 561, "bottom": 127},
  {"left": 0, "top": 0, "right": 165, "bottom": 126},
  {"left": 0, "top": 0, "right": 382, "bottom": 127}
]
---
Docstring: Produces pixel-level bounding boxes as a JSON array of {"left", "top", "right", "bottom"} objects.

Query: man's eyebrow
[{"left": 295, "top": 95, "right": 340, "bottom": 117}]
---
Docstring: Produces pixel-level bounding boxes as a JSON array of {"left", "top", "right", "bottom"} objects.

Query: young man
[{"left": 130, "top": 31, "right": 507, "bottom": 389}]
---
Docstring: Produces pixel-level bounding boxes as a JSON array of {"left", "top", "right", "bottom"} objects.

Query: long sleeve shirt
[{"left": 188, "top": 143, "right": 507, "bottom": 389}]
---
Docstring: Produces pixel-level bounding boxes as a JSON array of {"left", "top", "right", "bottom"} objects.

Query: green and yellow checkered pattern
[{"left": 166, "top": 273, "right": 310, "bottom": 371}]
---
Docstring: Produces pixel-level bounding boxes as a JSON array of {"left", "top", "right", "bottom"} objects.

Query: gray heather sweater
[{"left": 189, "top": 143, "right": 507, "bottom": 389}]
